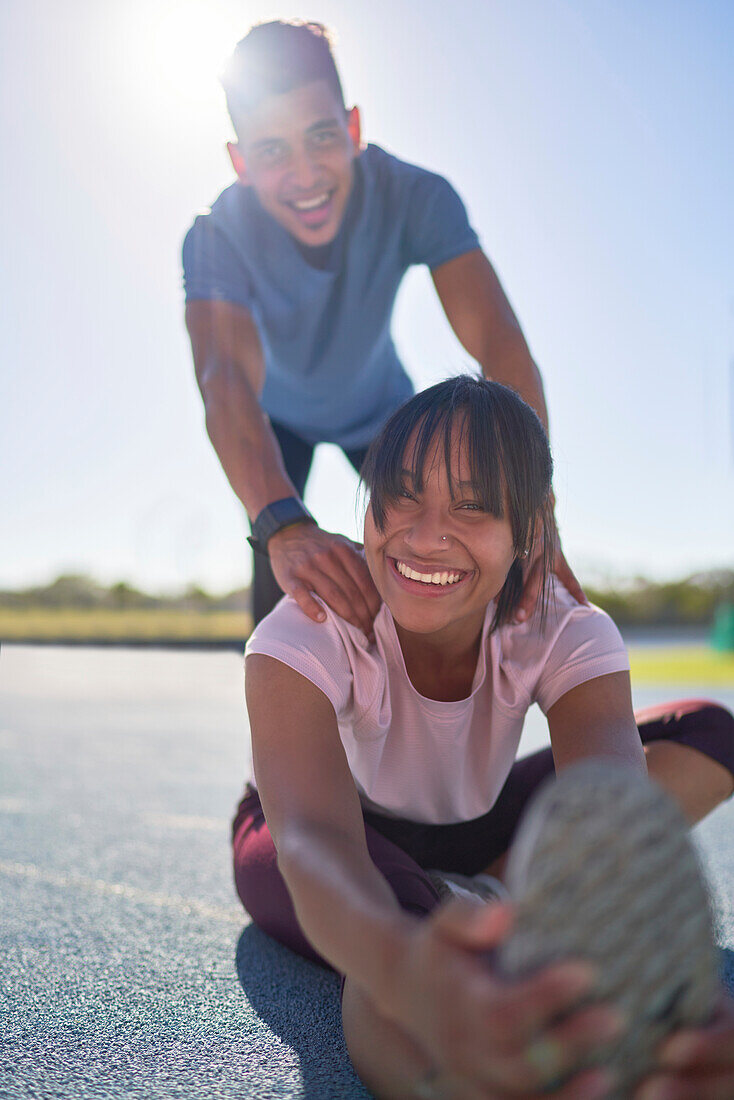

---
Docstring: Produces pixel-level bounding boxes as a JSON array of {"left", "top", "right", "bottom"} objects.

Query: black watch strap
[{"left": 247, "top": 497, "right": 315, "bottom": 556}]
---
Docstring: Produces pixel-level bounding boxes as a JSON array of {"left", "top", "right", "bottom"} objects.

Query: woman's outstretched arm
[
  {"left": 245, "top": 652, "right": 412, "bottom": 997},
  {"left": 546, "top": 670, "right": 646, "bottom": 774},
  {"left": 246, "top": 654, "right": 623, "bottom": 1098}
]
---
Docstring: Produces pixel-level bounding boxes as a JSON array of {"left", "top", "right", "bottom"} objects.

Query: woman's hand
[
  {"left": 382, "top": 901, "right": 623, "bottom": 1098},
  {"left": 635, "top": 993, "right": 734, "bottom": 1100}
]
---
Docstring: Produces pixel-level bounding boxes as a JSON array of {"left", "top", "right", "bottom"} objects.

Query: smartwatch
[{"left": 247, "top": 497, "right": 315, "bottom": 556}]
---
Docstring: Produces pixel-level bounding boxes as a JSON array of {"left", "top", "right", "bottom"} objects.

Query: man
[{"left": 183, "top": 20, "right": 583, "bottom": 632}]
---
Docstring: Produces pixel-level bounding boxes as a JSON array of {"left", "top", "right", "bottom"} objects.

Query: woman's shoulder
[
  {"left": 495, "top": 579, "right": 629, "bottom": 711},
  {"left": 245, "top": 597, "right": 387, "bottom": 715},
  {"left": 246, "top": 595, "right": 366, "bottom": 661},
  {"left": 498, "top": 577, "right": 620, "bottom": 645}
]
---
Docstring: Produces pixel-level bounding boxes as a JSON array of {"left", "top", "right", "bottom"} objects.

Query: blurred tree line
[
  {"left": 1, "top": 569, "right": 732, "bottom": 627},
  {"left": 0, "top": 574, "right": 249, "bottom": 612},
  {"left": 585, "top": 570, "right": 733, "bottom": 628}
]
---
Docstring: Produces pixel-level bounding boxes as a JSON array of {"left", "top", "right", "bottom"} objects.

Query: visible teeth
[
  {"left": 395, "top": 561, "right": 463, "bottom": 586},
  {"left": 293, "top": 193, "right": 329, "bottom": 210}
]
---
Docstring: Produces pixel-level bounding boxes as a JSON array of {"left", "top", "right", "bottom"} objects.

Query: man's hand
[
  {"left": 268, "top": 523, "right": 381, "bottom": 638},
  {"left": 515, "top": 517, "right": 587, "bottom": 623}
]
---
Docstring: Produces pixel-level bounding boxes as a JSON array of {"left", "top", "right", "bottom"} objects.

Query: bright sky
[{"left": 2, "top": 0, "right": 733, "bottom": 593}]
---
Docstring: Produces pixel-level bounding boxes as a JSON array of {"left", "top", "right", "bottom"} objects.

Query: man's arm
[
  {"left": 185, "top": 299, "right": 379, "bottom": 633},
  {"left": 431, "top": 249, "right": 586, "bottom": 618},
  {"left": 431, "top": 249, "right": 548, "bottom": 429},
  {"left": 185, "top": 299, "right": 294, "bottom": 515}
]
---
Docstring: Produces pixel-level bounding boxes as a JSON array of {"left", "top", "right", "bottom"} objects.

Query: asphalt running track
[{"left": 1, "top": 645, "right": 733, "bottom": 1099}]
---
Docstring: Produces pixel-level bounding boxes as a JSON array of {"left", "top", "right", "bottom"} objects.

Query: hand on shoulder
[
  {"left": 514, "top": 520, "right": 587, "bottom": 625},
  {"left": 268, "top": 523, "right": 381, "bottom": 638}
]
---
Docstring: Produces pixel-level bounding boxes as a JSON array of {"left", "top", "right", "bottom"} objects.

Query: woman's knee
[
  {"left": 640, "top": 699, "right": 734, "bottom": 790},
  {"left": 685, "top": 702, "right": 734, "bottom": 792},
  {"left": 233, "top": 830, "right": 331, "bottom": 966}
]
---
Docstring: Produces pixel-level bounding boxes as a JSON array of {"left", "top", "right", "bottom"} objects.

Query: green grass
[
  {"left": 0, "top": 608, "right": 252, "bottom": 645},
  {"left": 2, "top": 610, "right": 733, "bottom": 685},
  {"left": 628, "top": 646, "right": 734, "bottom": 686}
]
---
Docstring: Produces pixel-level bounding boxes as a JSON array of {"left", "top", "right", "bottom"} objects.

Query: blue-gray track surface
[{"left": 1, "top": 645, "right": 732, "bottom": 1099}]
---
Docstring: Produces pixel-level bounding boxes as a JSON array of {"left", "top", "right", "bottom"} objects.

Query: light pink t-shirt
[{"left": 245, "top": 579, "right": 629, "bottom": 825}]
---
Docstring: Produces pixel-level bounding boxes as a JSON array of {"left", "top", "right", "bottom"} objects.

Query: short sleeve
[
  {"left": 402, "top": 170, "right": 480, "bottom": 270},
  {"left": 182, "top": 214, "right": 253, "bottom": 310},
  {"left": 533, "top": 604, "right": 630, "bottom": 715},
  {"left": 245, "top": 597, "right": 354, "bottom": 717}
]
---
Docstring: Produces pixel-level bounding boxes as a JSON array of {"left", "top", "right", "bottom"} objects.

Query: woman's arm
[
  {"left": 248, "top": 653, "right": 628, "bottom": 1095},
  {"left": 245, "top": 653, "right": 413, "bottom": 1000},
  {"left": 546, "top": 671, "right": 647, "bottom": 774}
]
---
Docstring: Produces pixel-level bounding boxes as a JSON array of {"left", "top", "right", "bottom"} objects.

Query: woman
[{"left": 234, "top": 376, "right": 734, "bottom": 1099}]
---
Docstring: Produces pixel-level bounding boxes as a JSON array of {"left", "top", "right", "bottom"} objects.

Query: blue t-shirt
[{"left": 182, "top": 144, "right": 480, "bottom": 449}]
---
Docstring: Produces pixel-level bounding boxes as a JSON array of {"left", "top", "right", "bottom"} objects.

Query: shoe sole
[{"left": 497, "top": 760, "right": 719, "bottom": 1097}]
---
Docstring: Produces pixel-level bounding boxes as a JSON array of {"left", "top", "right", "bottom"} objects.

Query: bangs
[{"left": 366, "top": 401, "right": 507, "bottom": 531}]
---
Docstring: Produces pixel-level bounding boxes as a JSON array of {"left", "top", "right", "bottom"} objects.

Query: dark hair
[
  {"left": 361, "top": 375, "right": 554, "bottom": 630},
  {"left": 222, "top": 21, "right": 345, "bottom": 138}
]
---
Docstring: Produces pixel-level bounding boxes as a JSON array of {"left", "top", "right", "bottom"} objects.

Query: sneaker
[
  {"left": 427, "top": 869, "right": 509, "bottom": 906},
  {"left": 497, "top": 760, "right": 719, "bottom": 1098}
]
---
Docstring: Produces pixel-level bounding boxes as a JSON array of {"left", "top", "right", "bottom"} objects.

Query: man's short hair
[{"left": 222, "top": 21, "right": 346, "bottom": 138}]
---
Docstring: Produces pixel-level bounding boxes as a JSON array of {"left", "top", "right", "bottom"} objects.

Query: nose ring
[{"left": 441, "top": 535, "right": 448, "bottom": 542}]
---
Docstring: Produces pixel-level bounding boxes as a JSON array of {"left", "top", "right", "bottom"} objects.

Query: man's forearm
[
  {"left": 186, "top": 299, "right": 300, "bottom": 520},
  {"left": 202, "top": 366, "right": 297, "bottom": 519},
  {"left": 477, "top": 337, "right": 549, "bottom": 433},
  {"left": 431, "top": 251, "right": 549, "bottom": 432}
]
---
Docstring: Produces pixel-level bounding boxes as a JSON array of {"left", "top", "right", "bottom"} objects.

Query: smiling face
[
  {"left": 363, "top": 427, "right": 518, "bottom": 646},
  {"left": 231, "top": 79, "right": 360, "bottom": 246}
]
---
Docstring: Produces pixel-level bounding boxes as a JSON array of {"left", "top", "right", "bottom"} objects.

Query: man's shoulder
[
  {"left": 185, "top": 182, "right": 258, "bottom": 242},
  {"left": 360, "top": 145, "right": 474, "bottom": 265},
  {"left": 361, "top": 143, "right": 453, "bottom": 192}
]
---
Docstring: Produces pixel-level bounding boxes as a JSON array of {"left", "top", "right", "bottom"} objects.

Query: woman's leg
[
  {"left": 231, "top": 786, "right": 442, "bottom": 968},
  {"left": 635, "top": 698, "right": 734, "bottom": 823},
  {"left": 232, "top": 788, "right": 445, "bottom": 1098},
  {"left": 232, "top": 786, "right": 325, "bottom": 963},
  {"left": 478, "top": 698, "right": 734, "bottom": 875}
]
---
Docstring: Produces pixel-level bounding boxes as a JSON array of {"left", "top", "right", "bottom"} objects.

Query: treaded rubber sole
[{"left": 497, "top": 760, "right": 719, "bottom": 1097}]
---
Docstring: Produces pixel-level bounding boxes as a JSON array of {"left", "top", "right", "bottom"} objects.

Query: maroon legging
[{"left": 232, "top": 699, "right": 734, "bottom": 970}]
